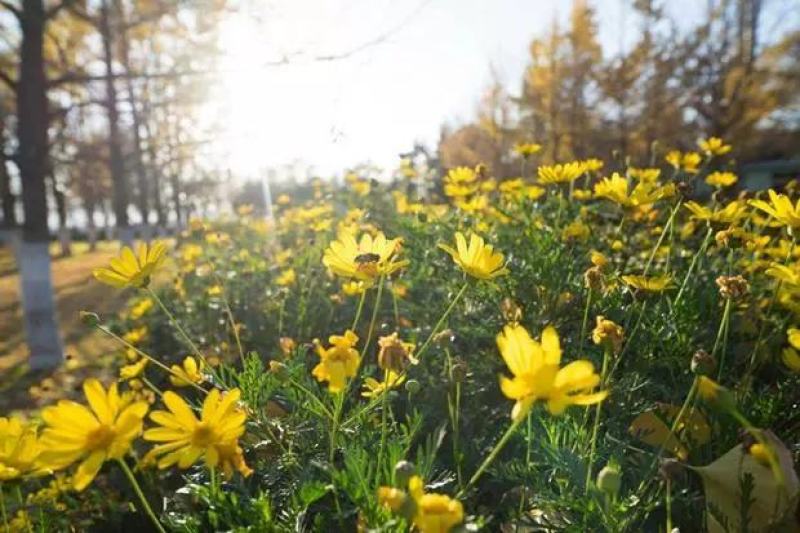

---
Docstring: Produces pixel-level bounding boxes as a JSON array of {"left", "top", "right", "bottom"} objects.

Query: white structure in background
[{"left": 262, "top": 167, "right": 275, "bottom": 224}]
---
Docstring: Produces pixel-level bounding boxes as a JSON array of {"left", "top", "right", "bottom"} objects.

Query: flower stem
[
  {"left": 585, "top": 346, "right": 610, "bottom": 492},
  {"left": 94, "top": 324, "right": 208, "bottom": 395},
  {"left": 415, "top": 281, "right": 470, "bottom": 362},
  {"left": 376, "top": 369, "right": 390, "bottom": 484},
  {"left": 674, "top": 226, "right": 713, "bottom": 307},
  {"left": 0, "top": 484, "right": 7, "bottom": 532},
  {"left": 117, "top": 459, "right": 166, "bottom": 533},
  {"left": 212, "top": 270, "right": 245, "bottom": 363},
  {"left": 713, "top": 298, "right": 733, "bottom": 379},
  {"left": 13, "top": 485, "right": 32, "bottom": 533},
  {"left": 351, "top": 288, "right": 368, "bottom": 331},
  {"left": 145, "top": 288, "right": 212, "bottom": 372},
  {"left": 329, "top": 392, "right": 344, "bottom": 463},
  {"left": 643, "top": 200, "right": 682, "bottom": 278},
  {"left": 577, "top": 289, "right": 593, "bottom": 357},
  {"left": 457, "top": 418, "right": 522, "bottom": 498}
]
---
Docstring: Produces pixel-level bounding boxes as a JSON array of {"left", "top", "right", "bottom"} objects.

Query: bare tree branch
[
  {"left": 0, "top": 1, "right": 21, "bottom": 20},
  {"left": 0, "top": 69, "right": 16, "bottom": 92}
]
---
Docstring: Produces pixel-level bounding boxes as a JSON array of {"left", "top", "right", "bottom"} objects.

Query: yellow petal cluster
[
  {"left": 40, "top": 379, "right": 148, "bottom": 491},
  {"left": 438, "top": 232, "right": 509, "bottom": 280},
  {"left": 749, "top": 189, "right": 800, "bottom": 229},
  {"left": 537, "top": 162, "right": 584, "bottom": 185},
  {"left": 93, "top": 241, "right": 167, "bottom": 289},
  {"left": 143, "top": 388, "right": 251, "bottom": 477},
  {"left": 312, "top": 330, "right": 360, "bottom": 393},
  {"left": 496, "top": 324, "right": 607, "bottom": 421},
  {"left": 323, "top": 231, "right": 408, "bottom": 284}
]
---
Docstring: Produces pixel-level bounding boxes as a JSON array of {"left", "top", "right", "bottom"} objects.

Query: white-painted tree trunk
[
  {"left": 16, "top": 240, "right": 63, "bottom": 369},
  {"left": 139, "top": 224, "right": 152, "bottom": 242},
  {"left": 87, "top": 224, "right": 98, "bottom": 251},
  {"left": 117, "top": 225, "right": 135, "bottom": 248},
  {"left": 58, "top": 226, "right": 71, "bottom": 256}
]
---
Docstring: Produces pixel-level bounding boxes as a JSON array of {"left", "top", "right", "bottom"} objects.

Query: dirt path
[{"left": 0, "top": 242, "right": 130, "bottom": 413}]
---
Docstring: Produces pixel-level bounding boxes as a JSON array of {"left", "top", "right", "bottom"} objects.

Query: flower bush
[{"left": 2, "top": 139, "right": 799, "bottom": 532}]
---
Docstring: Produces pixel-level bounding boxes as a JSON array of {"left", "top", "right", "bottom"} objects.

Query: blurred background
[{"left": 0, "top": 0, "right": 798, "bottom": 397}]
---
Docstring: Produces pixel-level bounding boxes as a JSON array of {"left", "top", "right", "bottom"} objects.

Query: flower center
[
  {"left": 191, "top": 423, "right": 216, "bottom": 447},
  {"left": 86, "top": 424, "right": 116, "bottom": 451}
]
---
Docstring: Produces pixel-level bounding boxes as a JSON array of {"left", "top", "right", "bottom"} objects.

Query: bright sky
[{"left": 203, "top": 0, "right": 749, "bottom": 181}]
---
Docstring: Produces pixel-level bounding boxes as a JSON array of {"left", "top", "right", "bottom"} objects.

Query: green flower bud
[
  {"left": 597, "top": 463, "right": 621, "bottom": 496},
  {"left": 405, "top": 379, "right": 420, "bottom": 395},
  {"left": 80, "top": 311, "right": 100, "bottom": 327},
  {"left": 394, "top": 460, "right": 416, "bottom": 487}
]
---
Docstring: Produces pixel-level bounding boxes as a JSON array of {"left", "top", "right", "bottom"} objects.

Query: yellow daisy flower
[
  {"left": 594, "top": 173, "right": 675, "bottom": 208},
  {"left": 438, "top": 232, "right": 509, "bottom": 280},
  {"left": 513, "top": 142, "right": 542, "bottom": 158},
  {"left": 496, "top": 324, "right": 607, "bottom": 421},
  {"left": 322, "top": 231, "right": 408, "bottom": 284},
  {"left": 537, "top": 162, "right": 584, "bottom": 185},
  {"left": 749, "top": 189, "right": 800, "bottom": 230},
  {"left": 361, "top": 371, "right": 406, "bottom": 398},
  {"left": 312, "top": 330, "right": 360, "bottom": 393},
  {"left": 408, "top": 475, "right": 464, "bottom": 533},
  {"left": 39, "top": 379, "right": 148, "bottom": 491},
  {"left": 143, "top": 388, "right": 250, "bottom": 477},
  {"left": 684, "top": 200, "right": 747, "bottom": 224},
  {"left": 0, "top": 417, "right": 44, "bottom": 481},
  {"left": 169, "top": 356, "right": 205, "bottom": 388},
  {"left": 697, "top": 136, "right": 732, "bottom": 156},
  {"left": 276, "top": 268, "right": 296, "bottom": 287},
  {"left": 705, "top": 171, "right": 737, "bottom": 188},
  {"left": 93, "top": 242, "right": 167, "bottom": 289},
  {"left": 621, "top": 274, "right": 674, "bottom": 292}
]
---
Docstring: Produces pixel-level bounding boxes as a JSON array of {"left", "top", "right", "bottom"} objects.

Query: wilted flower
[
  {"left": 377, "top": 333, "right": 417, "bottom": 373},
  {"left": 592, "top": 316, "right": 624, "bottom": 354},
  {"left": 716, "top": 275, "right": 749, "bottom": 300}
]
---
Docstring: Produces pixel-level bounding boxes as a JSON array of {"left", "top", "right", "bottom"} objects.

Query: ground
[{"left": 0, "top": 241, "right": 127, "bottom": 413}]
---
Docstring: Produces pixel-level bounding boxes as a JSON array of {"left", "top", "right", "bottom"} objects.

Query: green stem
[
  {"left": 713, "top": 298, "right": 733, "bottom": 379},
  {"left": 145, "top": 287, "right": 212, "bottom": 372},
  {"left": 457, "top": 418, "right": 522, "bottom": 498},
  {"left": 665, "top": 478, "right": 673, "bottom": 533},
  {"left": 361, "top": 277, "right": 385, "bottom": 360},
  {"left": 351, "top": 288, "right": 368, "bottom": 331},
  {"left": 287, "top": 376, "right": 333, "bottom": 419},
  {"left": 94, "top": 324, "right": 208, "bottom": 395},
  {"left": 415, "top": 281, "right": 470, "bottom": 362},
  {"left": 375, "top": 369, "right": 390, "bottom": 484},
  {"left": 0, "top": 484, "right": 7, "bottom": 532},
  {"left": 577, "top": 289, "right": 593, "bottom": 357},
  {"left": 117, "top": 459, "right": 166, "bottom": 533},
  {"left": 329, "top": 392, "right": 344, "bottom": 463},
  {"left": 585, "top": 347, "right": 610, "bottom": 492},
  {"left": 643, "top": 200, "right": 682, "bottom": 278},
  {"left": 14, "top": 485, "right": 32, "bottom": 533},
  {"left": 674, "top": 226, "right": 713, "bottom": 307},
  {"left": 212, "top": 270, "right": 245, "bottom": 363}
]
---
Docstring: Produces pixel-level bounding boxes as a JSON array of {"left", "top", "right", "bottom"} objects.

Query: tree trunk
[
  {"left": 99, "top": 0, "right": 131, "bottom": 245},
  {"left": 85, "top": 202, "right": 98, "bottom": 251},
  {"left": 16, "top": 0, "right": 63, "bottom": 368},
  {"left": 0, "top": 113, "right": 17, "bottom": 228},
  {"left": 48, "top": 174, "right": 71, "bottom": 257},
  {"left": 113, "top": 0, "right": 150, "bottom": 231}
]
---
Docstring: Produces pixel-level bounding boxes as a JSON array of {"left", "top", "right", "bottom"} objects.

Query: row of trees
[
  {"left": 440, "top": 0, "right": 800, "bottom": 174},
  {"left": 0, "top": 0, "right": 227, "bottom": 367}
]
